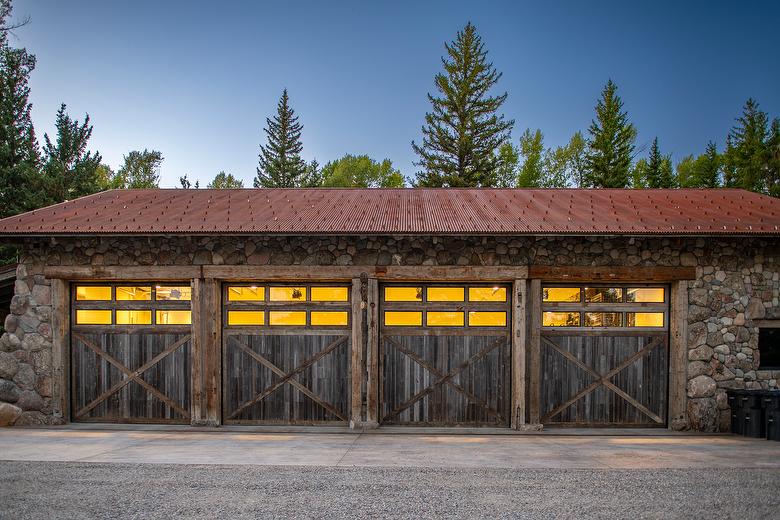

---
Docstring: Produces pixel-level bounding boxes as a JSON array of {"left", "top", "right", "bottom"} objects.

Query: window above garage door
[
  {"left": 541, "top": 285, "right": 667, "bottom": 330},
  {"left": 73, "top": 283, "right": 192, "bottom": 327}
]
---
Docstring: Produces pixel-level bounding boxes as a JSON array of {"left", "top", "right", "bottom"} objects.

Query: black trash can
[
  {"left": 767, "top": 410, "right": 780, "bottom": 441},
  {"left": 740, "top": 406, "right": 766, "bottom": 438},
  {"left": 762, "top": 390, "right": 780, "bottom": 411},
  {"left": 728, "top": 390, "right": 747, "bottom": 435}
]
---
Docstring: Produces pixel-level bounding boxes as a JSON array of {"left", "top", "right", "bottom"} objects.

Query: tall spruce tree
[
  {"left": 412, "top": 22, "right": 513, "bottom": 187},
  {"left": 40, "top": 104, "right": 102, "bottom": 206},
  {"left": 697, "top": 141, "right": 722, "bottom": 188},
  {"left": 254, "top": 89, "right": 313, "bottom": 188},
  {"left": 768, "top": 119, "right": 780, "bottom": 197},
  {"left": 0, "top": 0, "right": 39, "bottom": 218},
  {"left": 723, "top": 98, "right": 771, "bottom": 194},
  {"left": 644, "top": 138, "right": 676, "bottom": 188},
  {"left": 583, "top": 80, "right": 636, "bottom": 188}
]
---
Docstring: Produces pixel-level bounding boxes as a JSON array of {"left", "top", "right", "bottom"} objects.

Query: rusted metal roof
[{"left": 0, "top": 188, "right": 778, "bottom": 236}]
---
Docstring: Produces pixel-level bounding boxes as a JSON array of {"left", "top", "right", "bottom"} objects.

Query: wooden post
[
  {"left": 350, "top": 278, "right": 364, "bottom": 429},
  {"left": 200, "top": 278, "right": 221, "bottom": 426},
  {"left": 190, "top": 278, "right": 205, "bottom": 425},
  {"left": 528, "top": 278, "right": 542, "bottom": 425},
  {"left": 365, "top": 278, "right": 380, "bottom": 427},
  {"left": 668, "top": 280, "right": 688, "bottom": 428},
  {"left": 511, "top": 279, "right": 527, "bottom": 429},
  {"left": 50, "top": 279, "right": 70, "bottom": 423}
]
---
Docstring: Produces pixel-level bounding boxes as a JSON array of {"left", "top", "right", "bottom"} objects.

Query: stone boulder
[
  {"left": 688, "top": 375, "right": 717, "bottom": 398},
  {"left": 14, "top": 410, "right": 47, "bottom": 426},
  {"left": 16, "top": 390, "right": 43, "bottom": 411},
  {"left": 0, "top": 379, "right": 20, "bottom": 402},
  {"left": 0, "top": 351, "right": 19, "bottom": 380},
  {"left": 0, "top": 402, "right": 22, "bottom": 426},
  {"left": 688, "top": 345, "right": 714, "bottom": 361},
  {"left": 687, "top": 398, "right": 719, "bottom": 432}
]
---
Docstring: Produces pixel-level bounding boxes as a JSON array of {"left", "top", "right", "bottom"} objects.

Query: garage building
[{"left": 0, "top": 188, "right": 779, "bottom": 431}]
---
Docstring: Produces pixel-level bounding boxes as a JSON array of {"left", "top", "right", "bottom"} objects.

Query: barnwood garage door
[
  {"left": 222, "top": 284, "right": 351, "bottom": 424},
  {"left": 71, "top": 283, "right": 192, "bottom": 423},
  {"left": 380, "top": 284, "right": 511, "bottom": 426},
  {"left": 540, "top": 285, "right": 668, "bottom": 427}
]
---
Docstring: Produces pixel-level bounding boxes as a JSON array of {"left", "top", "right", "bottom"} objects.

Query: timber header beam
[{"left": 529, "top": 266, "right": 696, "bottom": 282}]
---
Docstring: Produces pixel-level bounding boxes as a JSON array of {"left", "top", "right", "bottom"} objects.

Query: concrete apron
[{"left": 2, "top": 426, "right": 779, "bottom": 469}]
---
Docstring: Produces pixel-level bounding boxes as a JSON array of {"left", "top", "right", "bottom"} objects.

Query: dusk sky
[{"left": 11, "top": 0, "right": 780, "bottom": 187}]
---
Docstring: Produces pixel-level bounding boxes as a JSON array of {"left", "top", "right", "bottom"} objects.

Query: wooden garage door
[
  {"left": 380, "top": 284, "right": 511, "bottom": 426},
  {"left": 71, "top": 283, "right": 192, "bottom": 423},
  {"left": 540, "top": 285, "right": 668, "bottom": 427},
  {"left": 222, "top": 284, "right": 351, "bottom": 424}
]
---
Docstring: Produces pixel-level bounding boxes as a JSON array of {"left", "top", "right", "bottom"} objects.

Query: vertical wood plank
[
  {"left": 668, "top": 280, "right": 688, "bottom": 428},
  {"left": 50, "top": 279, "right": 70, "bottom": 423},
  {"left": 365, "top": 278, "right": 379, "bottom": 427},
  {"left": 511, "top": 278, "right": 527, "bottom": 428},
  {"left": 349, "top": 278, "right": 364, "bottom": 428},
  {"left": 528, "top": 278, "right": 542, "bottom": 424},
  {"left": 203, "top": 278, "right": 221, "bottom": 426},
  {"left": 190, "top": 278, "right": 204, "bottom": 424}
]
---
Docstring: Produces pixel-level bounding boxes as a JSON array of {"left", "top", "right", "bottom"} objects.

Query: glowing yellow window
[
  {"left": 116, "top": 310, "right": 152, "bottom": 325},
  {"left": 584, "top": 287, "right": 622, "bottom": 303},
  {"left": 626, "top": 312, "right": 664, "bottom": 327},
  {"left": 228, "top": 286, "right": 264, "bottom": 301},
  {"left": 269, "top": 311, "right": 307, "bottom": 326},
  {"left": 543, "top": 311, "right": 580, "bottom": 327},
  {"left": 310, "top": 287, "right": 349, "bottom": 302},
  {"left": 584, "top": 312, "right": 622, "bottom": 327},
  {"left": 543, "top": 287, "right": 580, "bottom": 303},
  {"left": 227, "top": 310, "right": 264, "bottom": 326},
  {"left": 384, "top": 287, "right": 422, "bottom": 301},
  {"left": 156, "top": 310, "right": 191, "bottom": 325},
  {"left": 269, "top": 287, "right": 306, "bottom": 302},
  {"left": 75, "top": 309, "right": 112, "bottom": 324},
  {"left": 426, "top": 311, "right": 464, "bottom": 326},
  {"left": 384, "top": 311, "right": 422, "bottom": 326},
  {"left": 626, "top": 288, "right": 665, "bottom": 303},
  {"left": 156, "top": 286, "right": 191, "bottom": 301},
  {"left": 468, "top": 311, "right": 507, "bottom": 327},
  {"left": 116, "top": 286, "right": 151, "bottom": 301},
  {"left": 311, "top": 311, "right": 348, "bottom": 326},
  {"left": 469, "top": 287, "right": 507, "bottom": 302},
  {"left": 427, "top": 287, "right": 464, "bottom": 302},
  {"left": 75, "top": 286, "right": 111, "bottom": 301}
]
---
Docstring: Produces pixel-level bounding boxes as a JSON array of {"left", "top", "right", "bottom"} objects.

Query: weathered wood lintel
[
  {"left": 529, "top": 266, "right": 696, "bottom": 282},
  {"left": 44, "top": 265, "right": 201, "bottom": 280},
  {"left": 202, "top": 265, "right": 529, "bottom": 281}
]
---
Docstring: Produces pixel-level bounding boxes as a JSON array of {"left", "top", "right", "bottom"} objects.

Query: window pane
[
  {"left": 228, "top": 286, "right": 264, "bottom": 301},
  {"left": 310, "top": 287, "right": 349, "bottom": 302},
  {"left": 227, "top": 310, "right": 264, "bottom": 326},
  {"left": 269, "top": 287, "right": 306, "bottom": 302},
  {"left": 468, "top": 311, "right": 507, "bottom": 327},
  {"left": 543, "top": 287, "right": 580, "bottom": 303},
  {"left": 468, "top": 287, "right": 507, "bottom": 302},
  {"left": 626, "top": 312, "right": 664, "bottom": 327},
  {"left": 156, "top": 310, "right": 191, "bottom": 325},
  {"left": 543, "top": 311, "right": 580, "bottom": 327},
  {"left": 75, "top": 286, "right": 111, "bottom": 301},
  {"left": 268, "top": 311, "right": 306, "bottom": 325},
  {"left": 384, "top": 287, "right": 422, "bottom": 301},
  {"left": 584, "top": 287, "right": 622, "bottom": 303},
  {"left": 758, "top": 328, "right": 780, "bottom": 369},
  {"left": 310, "top": 311, "right": 348, "bottom": 326},
  {"left": 626, "top": 288, "right": 665, "bottom": 303},
  {"left": 116, "top": 286, "right": 151, "bottom": 301},
  {"left": 427, "top": 287, "right": 464, "bottom": 302},
  {"left": 426, "top": 311, "right": 464, "bottom": 326},
  {"left": 75, "top": 309, "right": 112, "bottom": 324},
  {"left": 384, "top": 311, "right": 422, "bottom": 326},
  {"left": 584, "top": 312, "right": 622, "bottom": 327},
  {"left": 116, "top": 310, "right": 152, "bottom": 325},
  {"left": 156, "top": 286, "right": 191, "bottom": 301}
]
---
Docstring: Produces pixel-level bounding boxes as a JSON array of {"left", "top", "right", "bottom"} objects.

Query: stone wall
[{"left": 1, "top": 234, "right": 778, "bottom": 430}]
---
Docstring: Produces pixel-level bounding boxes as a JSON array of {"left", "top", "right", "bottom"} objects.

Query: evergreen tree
[
  {"left": 40, "top": 104, "right": 102, "bottom": 205},
  {"left": 643, "top": 138, "right": 676, "bottom": 188},
  {"left": 179, "top": 174, "right": 199, "bottom": 189},
  {"left": 697, "top": 141, "right": 722, "bottom": 188},
  {"left": 723, "top": 98, "right": 770, "bottom": 193},
  {"left": 113, "top": 149, "right": 163, "bottom": 189},
  {"left": 516, "top": 129, "right": 545, "bottom": 187},
  {"left": 583, "top": 80, "right": 637, "bottom": 188},
  {"left": 254, "top": 89, "right": 310, "bottom": 188},
  {"left": 208, "top": 171, "right": 244, "bottom": 188},
  {"left": 412, "top": 22, "right": 513, "bottom": 187},
  {"left": 630, "top": 159, "right": 648, "bottom": 188},
  {"left": 768, "top": 119, "right": 780, "bottom": 197},
  {"left": 0, "top": 0, "right": 39, "bottom": 218},
  {"left": 320, "top": 154, "right": 405, "bottom": 188}
]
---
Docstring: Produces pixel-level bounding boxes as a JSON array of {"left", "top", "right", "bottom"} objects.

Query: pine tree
[
  {"left": 412, "top": 22, "right": 513, "bottom": 187},
  {"left": 723, "top": 98, "right": 770, "bottom": 193},
  {"left": 767, "top": 119, "right": 780, "bottom": 197},
  {"left": 516, "top": 129, "right": 545, "bottom": 187},
  {"left": 39, "top": 104, "right": 102, "bottom": 206},
  {"left": 583, "top": 80, "right": 636, "bottom": 188},
  {"left": 254, "top": 89, "right": 309, "bottom": 188},
  {"left": 643, "top": 138, "right": 676, "bottom": 188},
  {"left": 0, "top": 0, "right": 39, "bottom": 218},
  {"left": 697, "top": 141, "right": 722, "bottom": 188}
]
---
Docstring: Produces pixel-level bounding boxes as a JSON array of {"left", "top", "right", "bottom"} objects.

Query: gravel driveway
[{"left": 1, "top": 461, "right": 777, "bottom": 519}]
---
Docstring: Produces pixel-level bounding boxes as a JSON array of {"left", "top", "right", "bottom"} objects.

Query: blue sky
[{"left": 11, "top": 0, "right": 780, "bottom": 187}]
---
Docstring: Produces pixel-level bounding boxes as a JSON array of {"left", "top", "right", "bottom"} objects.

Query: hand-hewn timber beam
[
  {"left": 44, "top": 265, "right": 201, "bottom": 280},
  {"left": 529, "top": 266, "right": 696, "bottom": 282}
]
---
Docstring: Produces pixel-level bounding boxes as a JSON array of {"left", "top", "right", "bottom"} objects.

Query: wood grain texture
[
  {"left": 511, "top": 279, "right": 527, "bottom": 428},
  {"left": 51, "top": 279, "right": 70, "bottom": 422},
  {"left": 350, "top": 278, "right": 363, "bottom": 427},
  {"left": 668, "top": 280, "right": 688, "bottom": 425},
  {"left": 366, "top": 278, "right": 380, "bottom": 426},
  {"left": 530, "top": 266, "right": 696, "bottom": 282},
  {"left": 528, "top": 279, "right": 542, "bottom": 424}
]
